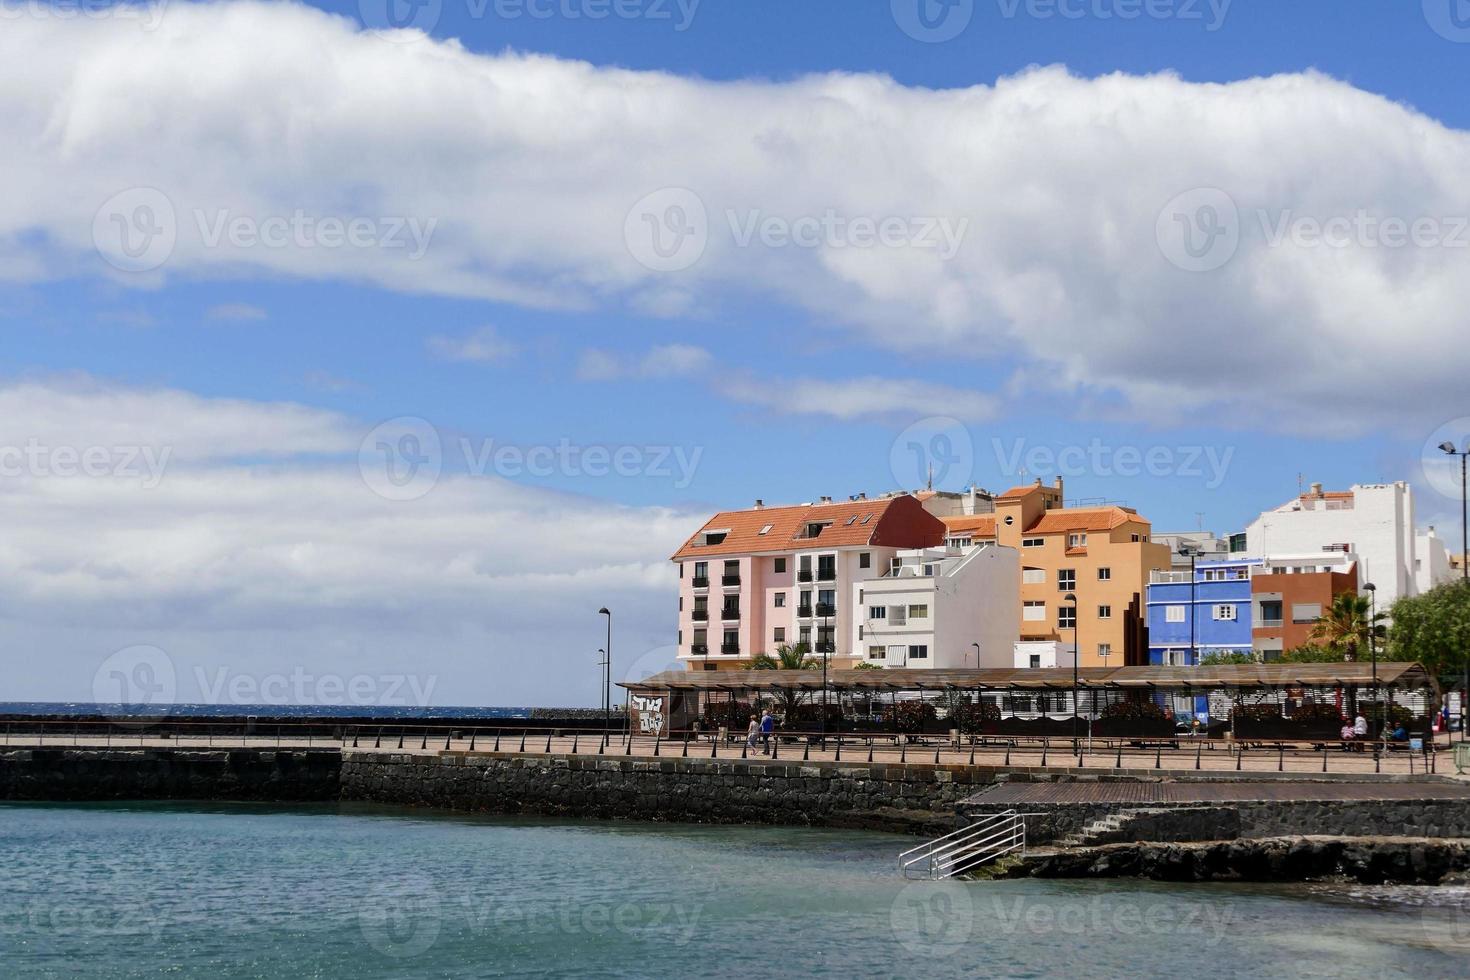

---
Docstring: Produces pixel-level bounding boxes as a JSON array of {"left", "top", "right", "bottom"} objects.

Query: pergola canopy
[{"left": 620, "top": 663, "right": 1433, "bottom": 695}]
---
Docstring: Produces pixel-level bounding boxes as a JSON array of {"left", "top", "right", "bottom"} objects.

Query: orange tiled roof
[
  {"left": 941, "top": 515, "right": 998, "bottom": 537},
  {"left": 1027, "top": 507, "right": 1145, "bottom": 534},
  {"left": 997, "top": 484, "right": 1040, "bottom": 500},
  {"left": 1301, "top": 491, "right": 1354, "bottom": 501},
  {"left": 672, "top": 497, "right": 909, "bottom": 559}
]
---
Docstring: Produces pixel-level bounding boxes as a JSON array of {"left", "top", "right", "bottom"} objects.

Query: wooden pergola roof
[{"left": 620, "top": 663, "right": 1433, "bottom": 695}]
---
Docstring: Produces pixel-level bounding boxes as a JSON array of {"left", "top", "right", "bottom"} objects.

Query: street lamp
[
  {"left": 1440, "top": 440, "right": 1469, "bottom": 743},
  {"left": 598, "top": 607, "right": 612, "bottom": 731},
  {"left": 1364, "top": 583, "right": 1378, "bottom": 739},
  {"left": 1064, "top": 591, "right": 1079, "bottom": 739},
  {"left": 596, "top": 647, "right": 609, "bottom": 726},
  {"left": 1178, "top": 543, "right": 1200, "bottom": 666}
]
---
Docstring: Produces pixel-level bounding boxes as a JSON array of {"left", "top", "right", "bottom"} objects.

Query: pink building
[{"left": 671, "top": 494, "right": 945, "bottom": 671}]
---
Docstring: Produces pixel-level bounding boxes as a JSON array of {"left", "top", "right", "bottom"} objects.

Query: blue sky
[{"left": 2, "top": 0, "right": 1468, "bottom": 704}]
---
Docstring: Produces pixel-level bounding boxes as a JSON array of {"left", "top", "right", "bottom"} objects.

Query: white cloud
[
  {"left": 5, "top": 2, "right": 1470, "bottom": 433},
  {"left": 205, "top": 302, "right": 267, "bottom": 321},
  {"left": 0, "top": 378, "right": 691, "bottom": 705},
  {"left": 576, "top": 343, "right": 712, "bottom": 380},
  {"left": 427, "top": 326, "right": 518, "bottom": 363},
  {"left": 718, "top": 375, "right": 999, "bottom": 422}
]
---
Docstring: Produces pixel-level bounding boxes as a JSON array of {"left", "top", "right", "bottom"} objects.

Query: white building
[
  {"left": 1244, "top": 481, "right": 1453, "bottom": 613},
  {"left": 850, "top": 544, "right": 1019, "bottom": 669}
]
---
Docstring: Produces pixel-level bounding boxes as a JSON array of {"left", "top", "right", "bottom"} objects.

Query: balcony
[
  {"left": 720, "top": 642, "right": 740, "bottom": 655},
  {"left": 1259, "top": 618, "right": 1284, "bottom": 628},
  {"left": 815, "top": 642, "right": 835, "bottom": 654},
  {"left": 816, "top": 569, "right": 836, "bottom": 582},
  {"left": 690, "top": 644, "right": 708, "bottom": 655},
  {"left": 691, "top": 575, "right": 709, "bottom": 588},
  {"left": 721, "top": 608, "right": 741, "bottom": 621},
  {"left": 691, "top": 609, "right": 708, "bottom": 622},
  {"left": 796, "top": 604, "right": 814, "bottom": 618},
  {"left": 797, "top": 570, "right": 813, "bottom": 583},
  {"left": 814, "top": 602, "right": 836, "bottom": 617},
  {"left": 721, "top": 574, "right": 741, "bottom": 587}
]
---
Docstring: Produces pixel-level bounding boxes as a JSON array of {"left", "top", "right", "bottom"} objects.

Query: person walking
[
  {"left": 745, "top": 714, "right": 760, "bottom": 752},
  {"left": 760, "top": 709, "right": 774, "bottom": 755}
]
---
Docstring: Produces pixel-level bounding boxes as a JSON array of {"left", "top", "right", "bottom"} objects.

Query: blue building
[{"left": 1147, "top": 558, "right": 1261, "bottom": 723}]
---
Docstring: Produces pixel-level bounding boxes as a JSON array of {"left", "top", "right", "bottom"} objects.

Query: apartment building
[
  {"left": 1244, "top": 481, "right": 1451, "bottom": 612},
  {"left": 1249, "top": 552, "right": 1360, "bottom": 658},
  {"left": 849, "top": 544, "right": 1019, "bottom": 669},
  {"left": 670, "top": 494, "right": 945, "bottom": 671},
  {"left": 1147, "top": 557, "right": 1261, "bottom": 665},
  {"left": 942, "top": 478, "right": 1171, "bottom": 667}
]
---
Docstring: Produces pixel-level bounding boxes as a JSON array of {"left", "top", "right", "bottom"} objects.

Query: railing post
[
  {"left": 835, "top": 736, "right": 843, "bottom": 762},
  {"left": 599, "top": 732, "right": 607, "bottom": 755},
  {"left": 899, "top": 740, "right": 906, "bottom": 764},
  {"left": 625, "top": 734, "right": 633, "bottom": 756},
  {"left": 1322, "top": 745, "right": 1328, "bottom": 772},
  {"left": 682, "top": 733, "right": 688, "bottom": 757},
  {"left": 493, "top": 730, "right": 501, "bottom": 752},
  {"left": 803, "top": 740, "right": 810, "bottom": 762},
  {"left": 469, "top": 731, "right": 476, "bottom": 751},
  {"left": 772, "top": 736, "right": 779, "bottom": 760},
  {"left": 1374, "top": 744, "right": 1381, "bottom": 773},
  {"left": 1115, "top": 744, "right": 1122, "bottom": 769},
  {"left": 374, "top": 728, "right": 381, "bottom": 749},
  {"left": 519, "top": 731, "right": 527, "bottom": 753},
  {"left": 1278, "top": 746, "right": 1284, "bottom": 772},
  {"left": 1040, "top": 740, "right": 1047, "bottom": 768},
  {"left": 1195, "top": 741, "right": 1202, "bottom": 770},
  {"left": 445, "top": 732, "right": 452, "bottom": 751},
  {"left": 397, "top": 732, "right": 404, "bottom": 749},
  {"left": 1004, "top": 744, "right": 1011, "bottom": 767},
  {"left": 654, "top": 734, "right": 661, "bottom": 757},
  {"left": 710, "top": 735, "right": 717, "bottom": 759},
  {"left": 1155, "top": 745, "right": 1162, "bottom": 769},
  {"left": 741, "top": 738, "right": 748, "bottom": 760},
  {"left": 569, "top": 731, "right": 577, "bottom": 754},
  {"left": 969, "top": 742, "right": 975, "bottom": 766},
  {"left": 1235, "top": 746, "right": 1243, "bottom": 771}
]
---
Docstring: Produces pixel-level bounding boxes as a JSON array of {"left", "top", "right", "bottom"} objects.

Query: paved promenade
[
  {"left": 4, "top": 729, "right": 1461, "bottom": 779},
  {"left": 970, "top": 780, "right": 1470, "bottom": 805}
]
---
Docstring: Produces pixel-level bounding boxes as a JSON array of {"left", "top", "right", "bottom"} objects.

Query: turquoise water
[{"left": 1, "top": 803, "right": 1465, "bottom": 978}]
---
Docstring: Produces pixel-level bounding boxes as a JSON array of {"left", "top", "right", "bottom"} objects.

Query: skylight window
[
  {"left": 758, "top": 524, "right": 773, "bottom": 535},
  {"left": 860, "top": 514, "right": 874, "bottom": 525}
]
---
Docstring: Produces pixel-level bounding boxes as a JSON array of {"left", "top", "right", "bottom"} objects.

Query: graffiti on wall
[{"left": 632, "top": 694, "right": 666, "bottom": 734}]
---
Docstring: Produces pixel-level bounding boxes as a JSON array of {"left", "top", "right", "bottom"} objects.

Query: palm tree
[
  {"left": 1309, "top": 592, "right": 1385, "bottom": 662},
  {"left": 743, "top": 642, "right": 817, "bottom": 720}
]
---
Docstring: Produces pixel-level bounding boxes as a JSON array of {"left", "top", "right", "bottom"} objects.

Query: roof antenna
[{"left": 926, "top": 461, "right": 933, "bottom": 491}]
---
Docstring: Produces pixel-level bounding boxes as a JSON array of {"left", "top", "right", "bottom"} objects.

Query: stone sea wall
[{"left": 0, "top": 748, "right": 341, "bottom": 802}]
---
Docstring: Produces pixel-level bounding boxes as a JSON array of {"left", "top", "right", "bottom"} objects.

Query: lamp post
[
  {"left": 596, "top": 647, "right": 609, "bottom": 725},
  {"left": 820, "top": 609, "right": 830, "bottom": 739},
  {"left": 1178, "top": 544, "right": 1200, "bottom": 666},
  {"left": 1439, "top": 440, "right": 1469, "bottom": 744},
  {"left": 1064, "top": 591, "right": 1079, "bottom": 738},
  {"left": 1364, "top": 583, "right": 1378, "bottom": 739},
  {"left": 598, "top": 607, "right": 612, "bottom": 732}
]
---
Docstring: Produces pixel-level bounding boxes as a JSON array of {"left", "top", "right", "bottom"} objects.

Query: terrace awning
[{"left": 619, "top": 663, "right": 1433, "bottom": 696}]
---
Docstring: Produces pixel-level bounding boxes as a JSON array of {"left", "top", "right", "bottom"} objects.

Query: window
[
  {"left": 1023, "top": 568, "right": 1046, "bottom": 585},
  {"left": 1022, "top": 537, "right": 1044, "bottom": 548},
  {"left": 907, "top": 645, "right": 929, "bottom": 660},
  {"left": 1260, "top": 600, "right": 1283, "bottom": 624},
  {"left": 1058, "top": 569, "right": 1076, "bottom": 590},
  {"left": 774, "top": 627, "right": 785, "bottom": 643},
  {"left": 1068, "top": 533, "right": 1087, "bottom": 549},
  {"left": 678, "top": 597, "right": 683, "bottom": 611},
  {"left": 1292, "top": 602, "right": 1322, "bottom": 624},
  {"left": 774, "top": 557, "right": 786, "bottom": 573},
  {"left": 1098, "top": 605, "right": 1111, "bottom": 619},
  {"left": 1097, "top": 567, "right": 1112, "bottom": 581},
  {"left": 694, "top": 561, "right": 708, "bottom": 581},
  {"left": 1028, "top": 654, "right": 1042, "bottom": 669},
  {"left": 1023, "top": 600, "right": 1046, "bottom": 622},
  {"left": 1098, "top": 643, "right": 1111, "bottom": 661},
  {"left": 1165, "top": 605, "right": 1187, "bottom": 623},
  {"left": 1212, "top": 604, "right": 1237, "bottom": 621},
  {"left": 1131, "top": 533, "right": 1140, "bottom": 542},
  {"left": 774, "top": 592, "right": 786, "bottom": 608},
  {"left": 758, "top": 523, "right": 773, "bottom": 535},
  {"left": 816, "top": 555, "right": 837, "bottom": 581},
  {"left": 816, "top": 626, "right": 834, "bottom": 652},
  {"left": 799, "top": 626, "right": 811, "bottom": 645},
  {"left": 868, "top": 605, "right": 887, "bottom": 620},
  {"left": 692, "top": 628, "right": 707, "bottom": 650},
  {"left": 1058, "top": 605, "right": 1076, "bottom": 629},
  {"left": 889, "top": 606, "right": 907, "bottom": 626},
  {"left": 859, "top": 552, "right": 871, "bottom": 569},
  {"left": 907, "top": 604, "right": 929, "bottom": 620},
  {"left": 858, "top": 626, "right": 863, "bottom": 640},
  {"left": 703, "top": 531, "right": 727, "bottom": 546},
  {"left": 868, "top": 646, "right": 885, "bottom": 661}
]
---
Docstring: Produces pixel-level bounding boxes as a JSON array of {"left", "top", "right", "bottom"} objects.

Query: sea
[{"left": 1, "top": 802, "right": 1465, "bottom": 978}]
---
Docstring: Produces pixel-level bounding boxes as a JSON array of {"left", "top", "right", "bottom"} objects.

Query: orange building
[
  {"left": 940, "top": 478, "right": 1170, "bottom": 667},
  {"left": 1249, "top": 555, "right": 1359, "bottom": 658}
]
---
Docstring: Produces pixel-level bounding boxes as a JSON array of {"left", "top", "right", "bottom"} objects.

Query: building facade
[
  {"left": 670, "top": 494, "right": 945, "bottom": 671},
  {"left": 939, "top": 478, "right": 1171, "bottom": 668},
  {"left": 1245, "top": 482, "right": 1450, "bottom": 613},
  {"left": 1249, "top": 552, "right": 1360, "bottom": 658},
  {"left": 849, "top": 544, "right": 1019, "bottom": 669},
  {"left": 1146, "top": 557, "right": 1260, "bottom": 666}
]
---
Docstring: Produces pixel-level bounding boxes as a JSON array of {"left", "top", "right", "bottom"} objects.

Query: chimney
[
  {"left": 753, "top": 499, "right": 763, "bottom": 509},
  {"left": 1310, "top": 482, "right": 1323, "bottom": 496},
  {"left": 819, "top": 495, "right": 832, "bottom": 504}
]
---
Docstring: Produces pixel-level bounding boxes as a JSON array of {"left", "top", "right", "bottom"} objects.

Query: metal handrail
[{"left": 900, "top": 809, "right": 1026, "bottom": 880}]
